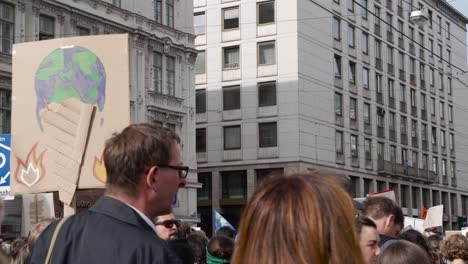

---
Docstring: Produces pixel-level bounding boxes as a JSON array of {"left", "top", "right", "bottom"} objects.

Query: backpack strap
[{"left": 45, "top": 216, "right": 71, "bottom": 264}]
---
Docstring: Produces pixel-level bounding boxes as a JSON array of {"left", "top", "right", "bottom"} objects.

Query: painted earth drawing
[{"left": 34, "top": 46, "right": 106, "bottom": 129}]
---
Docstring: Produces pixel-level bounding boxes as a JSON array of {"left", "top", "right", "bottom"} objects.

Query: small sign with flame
[
  {"left": 93, "top": 154, "right": 107, "bottom": 183},
  {"left": 14, "top": 143, "right": 46, "bottom": 187}
]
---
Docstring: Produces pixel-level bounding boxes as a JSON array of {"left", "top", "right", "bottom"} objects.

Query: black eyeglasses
[
  {"left": 155, "top": 219, "right": 181, "bottom": 229},
  {"left": 158, "top": 165, "right": 190, "bottom": 179}
]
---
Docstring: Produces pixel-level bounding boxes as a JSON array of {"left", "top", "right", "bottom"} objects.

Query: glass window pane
[{"left": 258, "top": 1, "right": 274, "bottom": 24}]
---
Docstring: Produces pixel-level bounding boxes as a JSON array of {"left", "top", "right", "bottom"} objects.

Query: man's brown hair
[
  {"left": 363, "top": 196, "right": 404, "bottom": 226},
  {"left": 104, "top": 123, "right": 180, "bottom": 197}
]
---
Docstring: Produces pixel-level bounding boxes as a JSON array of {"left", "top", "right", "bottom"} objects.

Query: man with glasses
[
  {"left": 155, "top": 213, "right": 181, "bottom": 240},
  {"left": 29, "top": 123, "right": 191, "bottom": 263}
]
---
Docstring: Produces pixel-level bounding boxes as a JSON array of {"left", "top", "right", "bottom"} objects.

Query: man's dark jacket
[{"left": 27, "top": 196, "right": 186, "bottom": 264}]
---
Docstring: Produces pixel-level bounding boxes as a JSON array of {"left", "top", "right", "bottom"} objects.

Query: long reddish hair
[{"left": 232, "top": 173, "right": 364, "bottom": 264}]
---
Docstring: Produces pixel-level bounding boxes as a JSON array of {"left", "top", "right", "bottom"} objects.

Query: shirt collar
[{"left": 124, "top": 203, "right": 157, "bottom": 233}]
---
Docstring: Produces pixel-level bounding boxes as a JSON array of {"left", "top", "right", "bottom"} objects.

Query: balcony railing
[{"left": 377, "top": 160, "right": 438, "bottom": 183}]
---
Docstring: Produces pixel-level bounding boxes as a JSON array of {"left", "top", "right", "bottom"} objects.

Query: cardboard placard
[
  {"left": 424, "top": 205, "right": 444, "bottom": 229},
  {"left": 367, "top": 189, "right": 396, "bottom": 202},
  {"left": 10, "top": 34, "right": 130, "bottom": 204}
]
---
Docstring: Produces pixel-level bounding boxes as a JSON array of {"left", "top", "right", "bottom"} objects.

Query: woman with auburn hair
[
  {"left": 232, "top": 173, "right": 364, "bottom": 264},
  {"left": 441, "top": 234, "right": 468, "bottom": 264}
]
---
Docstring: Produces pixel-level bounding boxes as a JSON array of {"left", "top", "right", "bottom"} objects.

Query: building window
[
  {"left": 439, "top": 101, "right": 445, "bottom": 119},
  {"left": 430, "top": 68, "right": 435, "bottom": 86},
  {"left": 449, "top": 133, "right": 454, "bottom": 150},
  {"left": 375, "top": 40, "right": 382, "bottom": 59},
  {"left": 258, "top": 1, "right": 275, "bottom": 25},
  {"left": 402, "top": 148, "right": 408, "bottom": 165},
  {"left": 448, "top": 105, "right": 453, "bottom": 122},
  {"left": 361, "top": 33, "right": 369, "bottom": 55},
  {"left": 112, "top": 0, "right": 121, "bottom": 7},
  {"left": 155, "top": 0, "right": 162, "bottom": 23},
  {"left": 0, "top": 2, "right": 14, "bottom": 54},
  {"left": 448, "top": 78, "right": 452, "bottom": 95},
  {"left": 350, "top": 97, "right": 357, "bottom": 120},
  {"left": 430, "top": 97, "right": 435, "bottom": 115},
  {"left": 364, "top": 103, "right": 371, "bottom": 124},
  {"left": 447, "top": 50, "right": 451, "bottom": 64},
  {"left": 411, "top": 120, "right": 417, "bottom": 138},
  {"left": 333, "top": 17, "right": 341, "bottom": 40},
  {"left": 410, "top": 58, "right": 415, "bottom": 75},
  {"left": 363, "top": 67, "right": 369, "bottom": 89},
  {"left": 335, "top": 130, "right": 343, "bottom": 154},
  {"left": 364, "top": 138, "right": 371, "bottom": 160},
  {"left": 398, "top": 20, "right": 403, "bottom": 39},
  {"left": 166, "top": 56, "right": 175, "bottom": 96},
  {"left": 420, "top": 63, "right": 425, "bottom": 81},
  {"left": 221, "top": 171, "right": 246, "bottom": 199},
  {"left": 361, "top": 0, "right": 367, "bottom": 18},
  {"left": 431, "top": 127, "right": 437, "bottom": 145},
  {"left": 442, "top": 159, "right": 447, "bottom": 177},
  {"left": 350, "top": 134, "right": 358, "bottom": 157},
  {"left": 450, "top": 161, "right": 455, "bottom": 178},
  {"left": 437, "top": 16, "right": 442, "bottom": 34},
  {"left": 446, "top": 22, "right": 450, "bottom": 39},
  {"left": 400, "top": 84, "right": 406, "bottom": 103},
  {"left": 166, "top": 0, "right": 174, "bottom": 27},
  {"left": 195, "top": 50, "right": 206, "bottom": 75},
  {"left": 374, "top": 6, "right": 381, "bottom": 25},
  {"left": 347, "top": 0, "right": 354, "bottom": 11},
  {"left": 386, "top": 13, "right": 392, "bottom": 32},
  {"left": 223, "top": 46, "right": 240, "bottom": 70},
  {"left": 259, "top": 122, "right": 277, "bottom": 147},
  {"left": 224, "top": 126, "right": 241, "bottom": 150},
  {"left": 440, "top": 130, "right": 446, "bottom": 148},
  {"left": 258, "top": 41, "right": 275, "bottom": 65},
  {"left": 258, "top": 82, "right": 276, "bottom": 107},
  {"left": 197, "top": 172, "right": 212, "bottom": 200},
  {"left": 387, "top": 46, "right": 393, "bottom": 65},
  {"left": 196, "top": 128, "right": 206, "bottom": 153},
  {"left": 349, "top": 61, "right": 356, "bottom": 84},
  {"left": 420, "top": 93, "right": 426, "bottom": 110},
  {"left": 377, "top": 108, "right": 385, "bottom": 128},
  {"left": 439, "top": 73, "right": 444, "bottom": 91},
  {"left": 334, "top": 54, "right": 342, "bottom": 78},
  {"left": 348, "top": 24, "right": 355, "bottom": 47},
  {"left": 422, "top": 124, "right": 427, "bottom": 141},
  {"left": 196, "top": 89, "right": 206, "bottom": 113},
  {"left": 410, "top": 89, "right": 416, "bottom": 107},
  {"left": 378, "top": 142, "right": 384, "bottom": 160},
  {"left": 438, "top": 44, "right": 443, "bottom": 61},
  {"left": 429, "top": 39, "right": 434, "bottom": 56},
  {"left": 39, "top": 15, "right": 55, "bottom": 40},
  {"left": 153, "top": 52, "right": 163, "bottom": 93},
  {"left": 432, "top": 157, "right": 438, "bottom": 173},
  {"left": 223, "top": 86, "right": 240, "bottom": 110},
  {"left": 76, "top": 26, "right": 90, "bottom": 36},
  {"left": 388, "top": 79, "right": 394, "bottom": 98},
  {"left": 194, "top": 12, "right": 206, "bottom": 35},
  {"left": 419, "top": 33, "right": 424, "bottom": 46},
  {"left": 0, "top": 88, "right": 11, "bottom": 133},
  {"left": 409, "top": 26, "right": 414, "bottom": 39},
  {"left": 223, "top": 7, "right": 239, "bottom": 30},
  {"left": 335, "top": 92, "right": 343, "bottom": 116},
  {"left": 422, "top": 154, "right": 428, "bottom": 170},
  {"left": 401, "top": 116, "right": 407, "bottom": 135},
  {"left": 399, "top": 52, "right": 405, "bottom": 71},
  {"left": 389, "top": 112, "right": 395, "bottom": 131}
]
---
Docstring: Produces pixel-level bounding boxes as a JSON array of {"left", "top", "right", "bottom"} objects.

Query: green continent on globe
[
  {"left": 36, "top": 49, "right": 64, "bottom": 81},
  {"left": 72, "top": 51, "right": 99, "bottom": 81}
]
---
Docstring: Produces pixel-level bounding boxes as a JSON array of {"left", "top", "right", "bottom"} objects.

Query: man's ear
[
  {"left": 385, "top": 214, "right": 395, "bottom": 228},
  {"left": 145, "top": 166, "right": 158, "bottom": 188}
]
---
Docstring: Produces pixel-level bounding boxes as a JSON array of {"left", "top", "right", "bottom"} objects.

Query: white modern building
[
  {"left": 0, "top": 0, "right": 198, "bottom": 238},
  {"left": 194, "top": 0, "right": 468, "bottom": 234}
]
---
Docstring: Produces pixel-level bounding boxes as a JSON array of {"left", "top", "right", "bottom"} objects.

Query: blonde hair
[{"left": 232, "top": 173, "right": 364, "bottom": 264}]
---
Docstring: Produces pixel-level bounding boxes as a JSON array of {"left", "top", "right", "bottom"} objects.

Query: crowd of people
[{"left": 0, "top": 123, "right": 466, "bottom": 263}]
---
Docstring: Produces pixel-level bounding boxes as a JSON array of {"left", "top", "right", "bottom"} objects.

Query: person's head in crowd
[
  {"left": 356, "top": 216, "right": 381, "bottom": 264},
  {"left": 377, "top": 240, "right": 432, "bottom": 264},
  {"left": 187, "top": 232, "right": 208, "bottom": 264},
  {"left": 441, "top": 234, "right": 468, "bottom": 263},
  {"left": 427, "top": 235, "right": 444, "bottom": 264},
  {"left": 105, "top": 123, "right": 187, "bottom": 219},
  {"left": 216, "top": 226, "right": 236, "bottom": 240},
  {"left": 207, "top": 235, "right": 234, "bottom": 264},
  {"left": 154, "top": 213, "right": 180, "bottom": 240},
  {"left": 28, "top": 218, "right": 56, "bottom": 251},
  {"left": 10, "top": 237, "right": 29, "bottom": 264},
  {"left": 176, "top": 221, "right": 192, "bottom": 239},
  {"left": 398, "top": 229, "right": 431, "bottom": 259},
  {"left": 232, "top": 173, "right": 364, "bottom": 264},
  {"left": 364, "top": 197, "right": 404, "bottom": 239}
]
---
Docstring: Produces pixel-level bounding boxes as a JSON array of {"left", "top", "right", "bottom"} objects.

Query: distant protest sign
[
  {"left": 367, "top": 189, "right": 396, "bottom": 202},
  {"left": 10, "top": 34, "right": 130, "bottom": 205},
  {"left": 424, "top": 205, "right": 444, "bottom": 229}
]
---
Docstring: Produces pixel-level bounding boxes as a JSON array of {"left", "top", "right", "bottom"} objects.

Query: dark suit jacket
[{"left": 28, "top": 196, "right": 186, "bottom": 264}]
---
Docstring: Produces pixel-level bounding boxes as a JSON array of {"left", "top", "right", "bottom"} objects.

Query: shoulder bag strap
[{"left": 45, "top": 216, "right": 70, "bottom": 264}]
